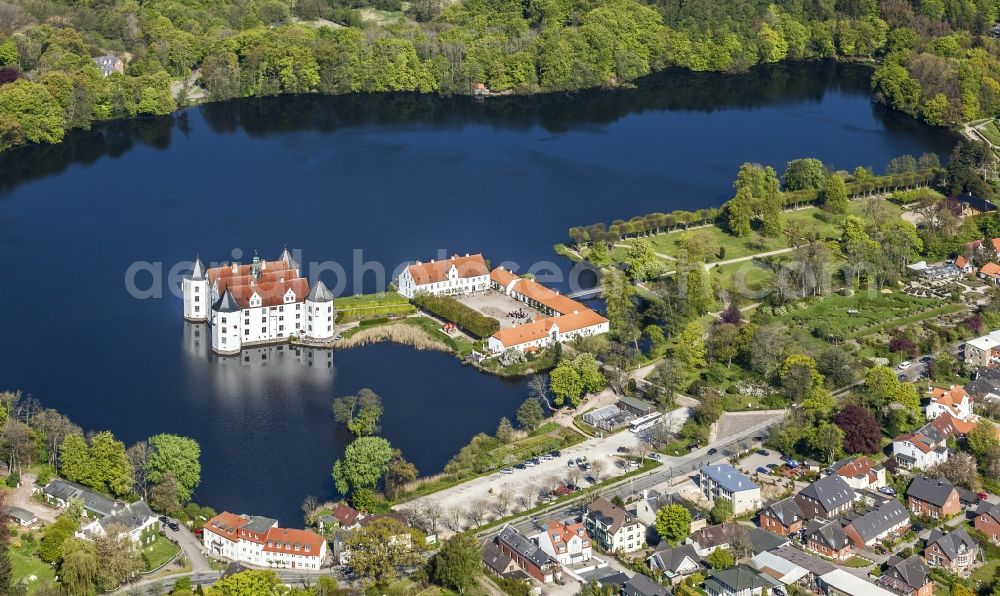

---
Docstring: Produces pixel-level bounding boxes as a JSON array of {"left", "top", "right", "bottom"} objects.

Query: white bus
[{"left": 628, "top": 412, "right": 662, "bottom": 433}]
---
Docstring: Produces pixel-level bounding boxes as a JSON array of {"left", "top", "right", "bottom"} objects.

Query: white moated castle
[{"left": 182, "top": 249, "right": 335, "bottom": 355}]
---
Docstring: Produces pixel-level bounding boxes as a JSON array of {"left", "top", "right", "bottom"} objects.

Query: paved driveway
[
  {"left": 162, "top": 520, "right": 212, "bottom": 573},
  {"left": 9, "top": 472, "right": 57, "bottom": 524}
]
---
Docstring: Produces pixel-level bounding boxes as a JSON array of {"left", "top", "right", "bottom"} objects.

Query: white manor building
[
  {"left": 183, "top": 249, "right": 336, "bottom": 355},
  {"left": 396, "top": 253, "right": 491, "bottom": 298},
  {"left": 203, "top": 511, "right": 327, "bottom": 570},
  {"left": 396, "top": 255, "right": 610, "bottom": 354}
]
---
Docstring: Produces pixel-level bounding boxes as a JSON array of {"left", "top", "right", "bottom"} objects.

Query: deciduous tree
[{"left": 654, "top": 504, "right": 691, "bottom": 545}]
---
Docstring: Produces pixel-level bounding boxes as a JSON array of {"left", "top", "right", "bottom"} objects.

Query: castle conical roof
[
  {"left": 212, "top": 288, "right": 242, "bottom": 313},
  {"left": 190, "top": 257, "right": 206, "bottom": 281},
  {"left": 280, "top": 247, "right": 300, "bottom": 271},
  {"left": 307, "top": 280, "right": 335, "bottom": 303}
]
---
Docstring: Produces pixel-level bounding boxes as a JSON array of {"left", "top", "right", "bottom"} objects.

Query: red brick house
[
  {"left": 758, "top": 497, "right": 805, "bottom": 537},
  {"left": 879, "top": 555, "right": 934, "bottom": 596},
  {"left": 975, "top": 503, "right": 1000, "bottom": 541},
  {"left": 924, "top": 529, "right": 979, "bottom": 572},
  {"left": 906, "top": 477, "right": 961, "bottom": 519},
  {"left": 804, "top": 518, "right": 853, "bottom": 561}
]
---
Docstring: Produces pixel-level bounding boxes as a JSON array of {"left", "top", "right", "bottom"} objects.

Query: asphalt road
[{"left": 494, "top": 413, "right": 786, "bottom": 537}]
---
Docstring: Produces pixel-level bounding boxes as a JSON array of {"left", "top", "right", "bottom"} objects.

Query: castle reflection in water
[{"left": 181, "top": 322, "right": 334, "bottom": 400}]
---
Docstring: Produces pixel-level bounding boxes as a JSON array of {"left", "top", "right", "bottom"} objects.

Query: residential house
[
  {"left": 893, "top": 421, "right": 951, "bottom": 470},
  {"left": 747, "top": 527, "right": 790, "bottom": 555},
  {"left": 880, "top": 555, "right": 933, "bottom": 596},
  {"left": 926, "top": 386, "right": 975, "bottom": 421},
  {"left": 955, "top": 255, "right": 975, "bottom": 274},
  {"left": 618, "top": 396, "right": 657, "bottom": 417},
  {"left": 495, "top": 525, "right": 560, "bottom": 583},
  {"left": 39, "top": 479, "right": 120, "bottom": 519},
  {"left": 830, "top": 455, "right": 887, "bottom": 492},
  {"left": 795, "top": 475, "right": 856, "bottom": 519},
  {"left": 4, "top": 507, "right": 36, "bottom": 527},
  {"left": 758, "top": 497, "right": 806, "bottom": 537},
  {"left": 203, "top": 511, "right": 327, "bottom": 569},
  {"left": 842, "top": 499, "right": 911, "bottom": 548},
  {"left": 966, "top": 367, "right": 1000, "bottom": 402},
  {"left": 699, "top": 464, "right": 762, "bottom": 515},
  {"left": 924, "top": 529, "right": 979, "bottom": 572},
  {"left": 929, "top": 411, "right": 977, "bottom": 438},
  {"left": 687, "top": 523, "right": 734, "bottom": 557},
  {"left": 974, "top": 502, "right": 1000, "bottom": 541},
  {"left": 964, "top": 329, "right": 1000, "bottom": 367},
  {"left": 906, "top": 477, "right": 961, "bottom": 519},
  {"left": 819, "top": 569, "right": 897, "bottom": 596},
  {"left": 328, "top": 503, "right": 362, "bottom": 529},
  {"left": 624, "top": 573, "right": 670, "bottom": 596},
  {"left": 533, "top": 520, "right": 592, "bottom": 565},
  {"left": 584, "top": 497, "right": 646, "bottom": 553},
  {"left": 954, "top": 193, "right": 997, "bottom": 216},
  {"left": 632, "top": 489, "right": 706, "bottom": 533},
  {"left": 804, "top": 518, "right": 853, "bottom": 561},
  {"left": 646, "top": 543, "right": 701, "bottom": 581},
  {"left": 704, "top": 565, "right": 770, "bottom": 596},
  {"left": 92, "top": 54, "right": 124, "bottom": 76},
  {"left": 78, "top": 500, "right": 159, "bottom": 546},
  {"left": 597, "top": 571, "right": 631, "bottom": 591},
  {"left": 915, "top": 262, "right": 961, "bottom": 281},
  {"left": 481, "top": 541, "right": 522, "bottom": 579}
]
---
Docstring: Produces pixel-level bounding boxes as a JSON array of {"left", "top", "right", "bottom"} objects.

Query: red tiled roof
[
  {"left": 331, "top": 503, "right": 360, "bottom": 526},
  {"left": 204, "top": 512, "right": 249, "bottom": 542},
  {"left": 931, "top": 386, "right": 968, "bottom": 407},
  {"left": 262, "top": 526, "right": 324, "bottom": 557},
  {"left": 835, "top": 456, "right": 876, "bottom": 480},
  {"left": 509, "top": 277, "right": 587, "bottom": 315},
  {"left": 932, "top": 412, "right": 976, "bottom": 435},
  {"left": 207, "top": 260, "right": 292, "bottom": 285},
  {"left": 490, "top": 267, "right": 519, "bottom": 288},
  {"left": 981, "top": 262, "right": 1000, "bottom": 278},
  {"left": 223, "top": 278, "right": 309, "bottom": 309},
  {"left": 406, "top": 254, "right": 489, "bottom": 285},
  {"left": 545, "top": 520, "right": 589, "bottom": 554},
  {"left": 956, "top": 256, "right": 969, "bottom": 269}
]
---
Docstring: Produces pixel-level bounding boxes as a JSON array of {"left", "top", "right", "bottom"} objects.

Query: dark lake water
[{"left": 0, "top": 61, "right": 958, "bottom": 524}]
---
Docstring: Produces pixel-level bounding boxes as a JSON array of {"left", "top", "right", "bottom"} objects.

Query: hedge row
[{"left": 412, "top": 294, "right": 500, "bottom": 339}]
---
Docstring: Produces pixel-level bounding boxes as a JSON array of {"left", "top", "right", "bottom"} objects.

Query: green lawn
[
  {"left": 616, "top": 200, "right": 902, "bottom": 268},
  {"left": 11, "top": 544, "right": 55, "bottom": 592},
  {"left": 978, "top": 119, "right": 1000, "bottom": 146},
  {"left": 970, "top": 559, "right": 1000, "bottom": 587},
  {"left": 765, "top": 291, "right": 940, "bottom": 340},
  {"left": 142, "top": 536, "right": 181, "bottom": 571},
  {"left": 335, "top": 291, "right": 409, "bottom": 309}
]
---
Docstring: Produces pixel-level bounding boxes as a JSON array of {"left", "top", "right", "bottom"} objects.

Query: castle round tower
[
  {"left": 182, "top": 257, "right": 209, "bottom": 322},
  {"left": 305, "top": 280, "right": 336, "bottom": 340},
  {"left": 211, "top": 288, "right": 242, "bottom": 355}
]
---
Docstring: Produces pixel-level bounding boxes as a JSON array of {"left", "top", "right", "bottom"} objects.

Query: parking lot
[{"left": 454, "top": 290, "right": 547, "bottom": 329}]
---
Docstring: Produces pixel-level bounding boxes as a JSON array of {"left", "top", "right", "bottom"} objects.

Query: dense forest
[{"left": 0, "top": 0, "right": 999, "bottom": 152}]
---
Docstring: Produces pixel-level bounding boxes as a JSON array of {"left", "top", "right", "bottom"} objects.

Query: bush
[
  {"left": 412, "top": 294, "right": 500, "bottom": 339},
  {"left": 5, "top": 472, "right": 19, "bottom": 487}
]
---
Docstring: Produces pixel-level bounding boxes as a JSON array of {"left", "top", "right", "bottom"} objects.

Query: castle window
[
  {"left": 195, "top": 306, "right": 200, "bottom": 313},
  {"left": 195, "top": 295, "right": 200, "bottom": 302},
  {"left": 221, "top": 317, "right": 227, "bottom": 323}
]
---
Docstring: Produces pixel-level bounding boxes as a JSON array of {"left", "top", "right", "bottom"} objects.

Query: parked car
[
  {"left": 707, "top": 448, "right": 718, "bottom": 455},
  {"left": 879, "top": 486, "right": 896, "bottom": 495},
  {"left": 628, "top": 459, "right": 640, "bottom": 468},
  {"left": 500, "top": 467, "right": 514, "bottom": 475},
  {"left": 167, "top": 522, "right": 180, "bottom": 531},
  {"left": 538, "top": 454, "right": 552, "bottom": 461},
  {"left": 648, "top": 453, "right": 662, "bottom": 461},
  {"left": 159, "top": 516, "right": 169, "bottom": 524},
  {"left": 767, "top": 463, "right": 780, "bottom": 469},
  {"left": 617, "top": 446, "right": 629, "bottom": 453},
  {"left": 581, "top": 463, "right": 592, "bottom": 471},
  {"left": 575, "top": 457, "right": 584, "bottom": 465},
  {"left": 529, "top": 457, "right": 541, "bottom": 465},
  {"left": 567, "top": 460, "right": 576, "bottom": 467},
  {"left": 537, "top": 494, "right": 552, "bottom": 502},
  {"left": 523, "top": 460, "right": 536, "bottom": 467},
  {"left": 585, "top": 475, "right": 596, "bottom": 484},
  {"left": 687, "top": 443, "right": 700, "bottom": 450},
  {"left": 978, "top": 491, "right": 990, "bottom": 501},
  {"left": 898, "top": 361, "right": 912, "bottom": 369},
  {"left": 550, "top": 450, "right": 561, "bottom": 457},
  {"left": 757, "top": 466, "right": 770, "bottom": 474},
  {"left": 758, "top": 449, "right": 769, "bottom": 456},
  {"left": 515, "top": 464, "right": 527, "bottom": 470}
]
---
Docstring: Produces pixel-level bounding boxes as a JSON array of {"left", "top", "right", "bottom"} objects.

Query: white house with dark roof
[
  {"left": 646, "top": 543, "right": 701, "bottom": 580},
  {"left": 699, "top": 464, "right": 761, "bottom": 515},
  {"left": 39, "top": 478, "right": 121, "bottom": 519},
  {"left": 184, "top": 249, "right": 335, "bottom": 355},
  {"left": 584, "top": 497, "right": 646, "bottom": 553},
  {"left": 78, "top": 500, "right": 159, "bottom": 545},
  {"left": 794, "top": 474, "right": 855, "bottom": 519}
]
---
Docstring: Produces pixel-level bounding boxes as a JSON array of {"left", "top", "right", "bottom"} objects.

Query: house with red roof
[
  {"left": 397, "top": 253, "right": 490, "bottom": 298},
  {"left": 533, "top": 520, "right": 592, "bottom": 565},
  {"left": 829, "top": 456, "right": 886, "bottom": 492},
  {"left": 926, "top": 386, "right": 974, "bottom": 422},
  {"left": 202, "top": 511, "right": 327, "bottom": 569},
  {"left": 981, "top": 262, "right": 1000, "bottom": 284}
]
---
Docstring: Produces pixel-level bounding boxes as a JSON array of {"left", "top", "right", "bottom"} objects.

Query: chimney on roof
[
  {"left": 231, "top": 262, "right": 238, "bottom": 273},
  {"left": 431, "top": 259, "right": 435, "bottom": 263}
]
